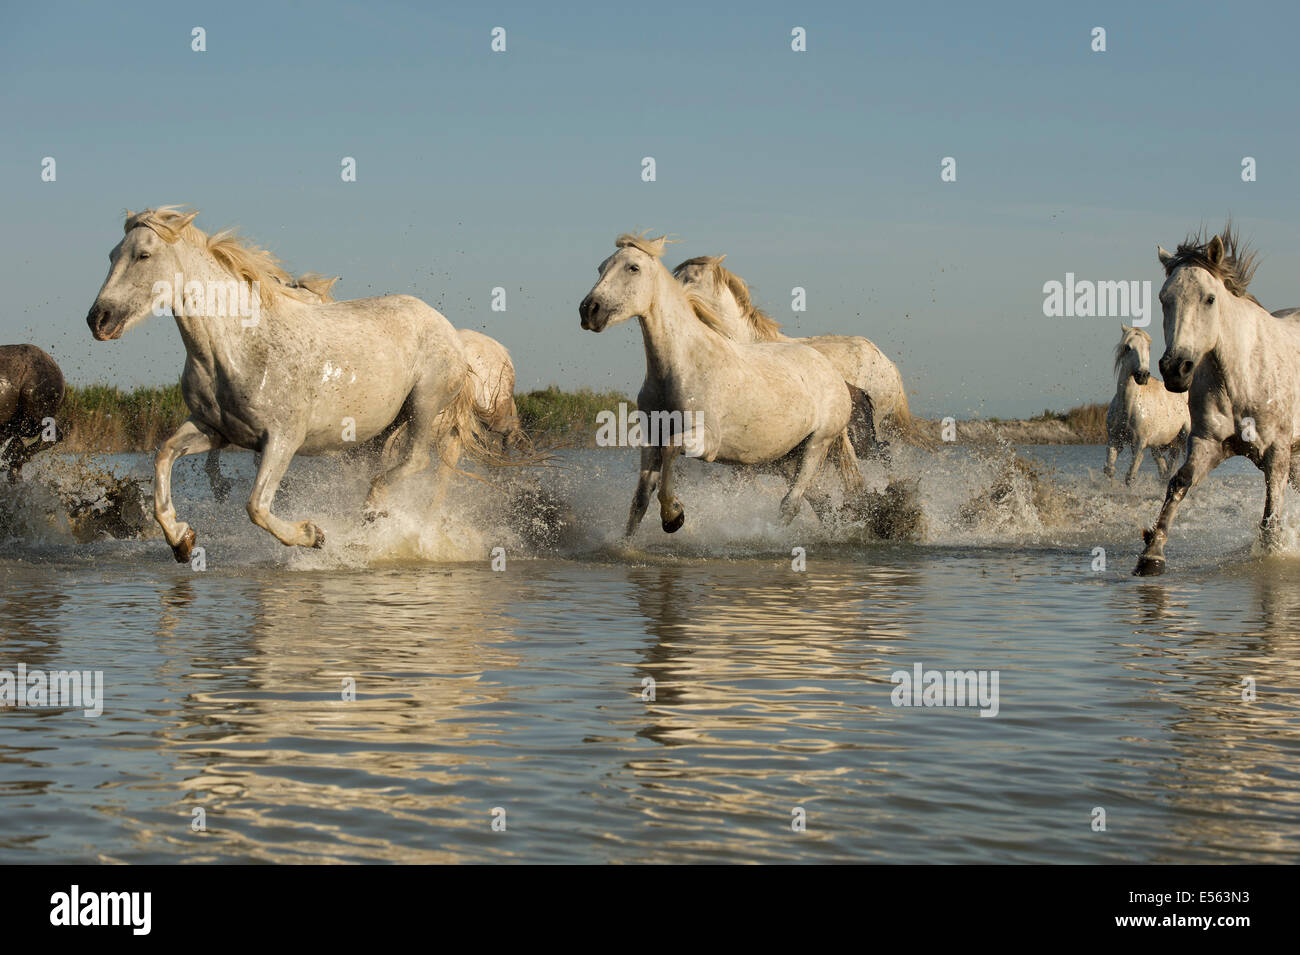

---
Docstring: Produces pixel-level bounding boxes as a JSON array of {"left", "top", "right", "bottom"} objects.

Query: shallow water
[{"left": 1, "top": 444, "right": 1298, "bottom": 863}]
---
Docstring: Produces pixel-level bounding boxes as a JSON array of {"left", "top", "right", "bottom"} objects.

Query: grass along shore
[{"left": 50, "top": 383, "right": 1109, "bottom": 453}]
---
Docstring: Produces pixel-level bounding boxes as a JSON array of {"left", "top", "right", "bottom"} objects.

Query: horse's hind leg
[
  {"left": 780, "top": 433, "right": 835, "bottom": 524},
  {"left": 246, "top": 433, "right": 323, "bottom": 548},
  {"left": 626, "top": 445, "right": 663, "bottom": 537},
  {"left": 155, "top": 418, "right": 227, "bottom": 561},
  {"left": 364, "top": 386, "right": 444, "bottom": 517},
  {"left": 3, "top": 416, "right": 46, "bottom": 481},
  {"left": 429, "top": 430, "right": 462, "bottom": 514},
  {"left": 204, "top": 449, "right": 233, "bottom": 502},
  {"left": 1103, "top": 443, "right": 1119, "bottom": 479}
]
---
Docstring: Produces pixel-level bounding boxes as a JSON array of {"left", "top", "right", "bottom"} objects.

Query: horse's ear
[
  {"left": 1207, "top": 234, "right": 1225, "bottom": 265},
  {"left": 1121, "top": 323, "right": 1132, "bottom": 333},
  {"left": 1157, "top": 245, "right": 1174, "bottom": 267}
]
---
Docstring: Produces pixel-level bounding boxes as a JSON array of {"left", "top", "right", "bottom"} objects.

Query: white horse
[
  {"left": 1104, "top": 325, "right": 1190, "bottom": 484},
  {"left": 203, "top": 324, "right": 526, "bottom": 501},
  {"left": 1135, "top": 225, "right": 1300, "bottom": 575},
  {"left": 458, "top": 329, "right": 525, "bottom": 448},
  {"left": 86, "top": 206, "right": 503, "bottom": 560},
  {"left": 671, "top": 255, "right": 915, "bottom": 456},
  {"left": 579, "top": 234, "right": 865, "bottom": 536}
]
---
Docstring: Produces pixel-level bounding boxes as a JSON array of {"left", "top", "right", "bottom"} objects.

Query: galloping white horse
[
  {"left": 1135, "top": 225, "right": 1300, "bottom": 575},
  {"left": 580, "top": 234, "right": 865, "bottom": 536},
  {"left": 1104, "top": 325, "right": 1190, "bottom": 484},
  {"left": 86, "top": 206, "right": 503, "bottom": 560},
  {"left": 671, "top": 255, "right": 914, "bottom": 456},
  {"left": 203, "top": 323, "right": 526, "bottom": 501}
]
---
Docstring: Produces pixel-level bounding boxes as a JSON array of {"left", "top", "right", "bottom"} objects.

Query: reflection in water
[
  {"left": 1, "top": 443, "right": 1299, "bottom": 862},
  {"left": 1103, "top": 568, "right": 1300, "bottom": 862}
]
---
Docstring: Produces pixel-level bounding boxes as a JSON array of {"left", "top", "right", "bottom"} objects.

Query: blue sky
[{"left": 3, "top": 0, "right": 1300, "bottom": 417}]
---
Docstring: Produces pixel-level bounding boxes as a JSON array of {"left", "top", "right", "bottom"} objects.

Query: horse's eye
[
  {"left": 1206, "top": 294, "right": 1215, "bottom": 305},
  {"left": 627, "top": 264, "right": 639, "bottom": 273},
  {"left": 138, "top": 251, "right": 151, "bottom": 260}
]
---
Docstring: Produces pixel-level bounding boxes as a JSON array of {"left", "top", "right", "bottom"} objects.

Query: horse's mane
[
  {"left": 124, "top": 206, "right": 338, "bottom": 305},
  {"left": 1163, "top": 222, "right": 1261, "bottom": 306},
  {"left": 671, "top": 255, "right": 783, "bottom": 341},
  {"left": 611, "top": 234, "right": 736, "bottom": 336},
  {"left": 616, "top": 231, "right": 676, "bottom": 258},
  {"left": 1113, "top": 326, "right": 1150, "bottom": 374}
]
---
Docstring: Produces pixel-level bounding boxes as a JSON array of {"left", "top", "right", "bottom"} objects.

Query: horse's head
[
  {"left": 87, "top": 208, "right": 196, "bottom": 340},
  {"left": 1155, "top": 226, "right": 1258, "bottom": 392},
  {"left": 673, "top": 255, "right": 728, "bottom": 301},
  {"left": 1115, "top": 324, "right": 1152, "bottom": 385},
  {"left": 672, "top": 255, "right": 741, "bottom": 322},
  {"left": 580, "top": 234, "right": 670, "bottom": 332}
]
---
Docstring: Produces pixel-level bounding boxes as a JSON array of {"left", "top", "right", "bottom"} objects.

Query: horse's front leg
[
  {"left": 780, "top": 434, "right": 835, "bottom": 524},
  {"left": 155, "top": 418, "right": 227, "bottom": 562},
  {"left": 203, "top": 449, "right": 233, "bottom": 502},
  {"left": 1103, "top": 443, "right": 1119, "bottom": 480},
  {"left": 1125, "top": 443, "right": 1146, "bottom": 486},
  {"left": 246, "top": 434, "right": 323, "bottom": 548},
  {"left": 1260, "top": 445, "right": 1291, "bottom": 551},
  {"left": 657, "top": 445, "right": 685, "bottom": 533},
  {"left": 625, "top": 444, "right": 662, "bottom": 537},
  {"left": 1152, "top": 447, "right": 1172, "bottom": 480},
  {"left": 1134, "top": 436, "right": 1226, "bottom": 576}
]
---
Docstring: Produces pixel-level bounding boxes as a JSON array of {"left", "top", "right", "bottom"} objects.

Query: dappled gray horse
[{"left": 1136, "top": 225, "right": 1300, "bottom": 575}]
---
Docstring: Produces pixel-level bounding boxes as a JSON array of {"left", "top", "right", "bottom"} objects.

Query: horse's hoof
[
  {"left": 172, "top": 528, "right": 197, "bottom": 564},
  {"left": 1133, "top": 555, "right": 1166, "bottom": 577},
  {"left": 363, "top": 509, "right": 388, "bottom": 524},
  {"left": 310, "top": 525, "right": 326, "bottom": 548},
  {"left": 662, "top": 509, "right": 685, "bottom": 534}
]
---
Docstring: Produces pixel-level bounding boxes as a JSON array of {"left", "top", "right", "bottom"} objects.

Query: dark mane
[{"left": 1163, "top": 221, "right": 1261, "bottom": 306}]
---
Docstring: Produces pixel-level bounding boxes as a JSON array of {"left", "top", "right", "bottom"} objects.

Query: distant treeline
[
  {"left": 53, "top": 383, "right": 1108, "bottom": 452},
  {"left": 56, "top": 383, "right": 634, "bottom": 453}
]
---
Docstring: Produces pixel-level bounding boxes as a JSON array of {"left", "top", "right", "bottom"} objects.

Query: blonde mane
[
  {"left": 124, "top": 206, "right": 338, "bottom": 305},
  {"left": 672, "top": 255, "right": 783, "bottom": 341},
  {"left": 615, "top": 231, "right": 677, "bottom": 258},
  {"left": 609, "top": 234, "right": 738, "bottom": 336},
  {"left": 1113, "top": 325, "right": 1151, "bottom": 373}
]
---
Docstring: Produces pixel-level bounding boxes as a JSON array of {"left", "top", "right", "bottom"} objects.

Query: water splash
[
  {"left": 0, "top": 444, "right": 1293, "bottom": 570},
  {"left": 0, "top": 454, "right": 154, "bottom": 547}
]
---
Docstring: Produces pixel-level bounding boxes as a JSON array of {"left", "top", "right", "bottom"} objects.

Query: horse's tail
[
  {"left": 441, "top": 371, "right": 545, "bottom": 474},
  {"left": 499, "top": 398, "right": 534, "bottom": 456},
  {"left": 884, "top": 387, "right": 937, "bottom": 450},
  {"left": 830, "top": 428, "right": 867, "bottom": 497}
]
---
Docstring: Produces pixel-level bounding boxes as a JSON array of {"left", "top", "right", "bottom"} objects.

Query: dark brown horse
[{"left": 0, "top": 344, "right": 65, "bottom": 481}]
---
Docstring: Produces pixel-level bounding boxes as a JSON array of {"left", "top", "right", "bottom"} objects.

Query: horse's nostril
[{"left": 1180, "top": 360, "right": 1193, "bottom": 376}]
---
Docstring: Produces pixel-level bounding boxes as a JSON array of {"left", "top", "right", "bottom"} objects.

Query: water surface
[{"left": 1, "top": 445, "right": 1298, "bottom": 863}]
